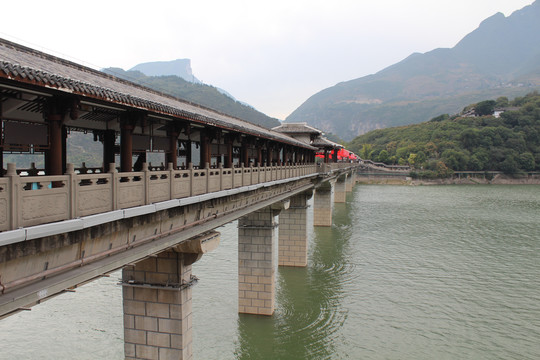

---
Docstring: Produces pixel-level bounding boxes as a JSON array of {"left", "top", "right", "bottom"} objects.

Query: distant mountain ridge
[
  {"left": 128, "top": 59, "right": 245, "bottom": 104},
  {"left": 286, "top": 1, "right": 540, "bottom": 140},
  {"left": 102, "top": 67, "right": 280, "bottom": 129}
]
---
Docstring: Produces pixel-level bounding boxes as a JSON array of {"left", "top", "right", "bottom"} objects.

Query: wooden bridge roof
[
  {"left": 272, "top": 122, "right": 322, "bottom": 135},
  {"left": 0, "top": 38, "right": 315, "bottom": 150},
  {"left": 311, "top": 136, "right": 343, "bottom": 149}
]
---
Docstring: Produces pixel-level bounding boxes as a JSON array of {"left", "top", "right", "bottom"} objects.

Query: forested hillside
[{"left": 348, "top": 92, "right": 540, "bottom": 176}]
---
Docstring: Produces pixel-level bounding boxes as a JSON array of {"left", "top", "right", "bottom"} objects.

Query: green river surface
[{"left": 1, "top": 185, "right": 539, "bottom": 359}]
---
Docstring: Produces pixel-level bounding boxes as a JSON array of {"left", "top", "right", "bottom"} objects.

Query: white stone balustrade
[{"left": 0, "top": 162, "right": 327, "bottom": 232}]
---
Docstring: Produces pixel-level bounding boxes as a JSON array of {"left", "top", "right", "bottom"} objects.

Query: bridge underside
[{"left": 0, "top": 177, "right": 314, "bottom": 318}]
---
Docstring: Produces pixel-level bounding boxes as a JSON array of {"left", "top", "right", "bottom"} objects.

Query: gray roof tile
[{"left": 0, "top": 38, "right": 315, "bottom": 150}]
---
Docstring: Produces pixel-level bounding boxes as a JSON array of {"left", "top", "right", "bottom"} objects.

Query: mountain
[
  {"left": 129, "top": 59, "right": 246, "bottom": 104},
  {"left": 286, "top": 1, "right": 540, "bottom": 140},
  {"left": 130, "top": 59, "right": 201, "bottom": 83},
  {"left": 102, "top": 67, "right": 280, "bottom": 129}
]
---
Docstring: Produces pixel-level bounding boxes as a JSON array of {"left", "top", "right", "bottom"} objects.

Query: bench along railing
[{"left": 0, "top": 162, "right": 323, "bottom": 232}]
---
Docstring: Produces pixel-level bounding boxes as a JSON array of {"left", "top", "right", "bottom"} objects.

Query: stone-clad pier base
[
  {"left": 313, "top": 180, "right": 334, "bottom": 227},
  {"left": 122, "top": 251, "right": 194, "bottom": 360},
  {"left": 238, "top": 206, "right": 283, "bottom": 315},
  {"left": 278, "top": 191, "right": 311, "bottom": 267},
  {"left": 346, "top": 171, "right": 355, "bottom": 192},
  {"left": 121, "top": 232, "right": 219, "bottom": 360},
  {"left": 334, "top": 174, "right": 347, "bottom": 203}
]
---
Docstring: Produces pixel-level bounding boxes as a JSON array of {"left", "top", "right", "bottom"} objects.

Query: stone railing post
[
  {"left": 241, "top": 163, "right": 244, "bottom": 187},
  {"left": 205, "top": 162, "right": 210, "bottom": 193},
  {"left": 7, "top": 163, "right": 19, "bottom": 229},
  {"left": 143, "top": 163, "right": 150, "bottom": 205},
  {"left": 219, "top": 163, "right": 224, "bottom": 191},
  {"left": 188, "top": 162, "right": 194, "bottom": 197},
  {"left": 231, "top": 165, "right": 236, "bottom": 189},
  {"left": 65, "top": 163, "right": 77, "bottom": 219},
  {"left": 167, "top": 162, "right": 174, "bottom": 201},
  {"left": 109, "top": 162, "right": 118, "bottom": 211}
]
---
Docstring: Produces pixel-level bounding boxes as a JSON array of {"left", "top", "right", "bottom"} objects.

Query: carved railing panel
[
  {"left": 117, "top": 173, "right": 145, "bottom": 209},
  {"left": 147, "top": 170, "right": 171, "bottom": 204},
  {"left": 208, "top": 169, "right": 221, "bottom": 192},
  {"left": 222, "top": 170, "right": 233, "bottom": 190},
  {"left": 76, "top": 173, "right": 114, "bottom": 217},
  {"left": 18, "top": 176, "right": 70, "bottom": 227},
  {"left": 233, "top": 169, "right": 242, "bottom": 188},
  {"left": 172, "top": 171, "right": 191, "bottom": 199},
  {"left": 192, "top": 169, "right": 207, "bottom": 195},
  {"left": 242, "top": 168, "right": 252, "bottom": 186}
]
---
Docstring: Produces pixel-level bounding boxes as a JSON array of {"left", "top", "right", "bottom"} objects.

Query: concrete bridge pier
[
  {"left": 346, "top": 171, "right": 355, "bottom": 192},
  {"left": 278, "top": 190, "right": 312, "bottom": 267},
  {"left": 313, "top": 180, "right": 335, "bottom": 227},
  {"left": 334, "top": 174, "right": 348, "bottom": 203},
  {"left": 121, "top": 232, "right": 219, "bottom": 360},
  {"left": 238, "top": 202, "right": 288, "bottom": 316}
]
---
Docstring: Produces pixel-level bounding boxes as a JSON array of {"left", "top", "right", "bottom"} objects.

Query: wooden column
[
  {"left": 185, "top": 140, "right": 192, "bottom": 167},
  {"left": 121, "top": 122, "right": 134, "bottom": 172},
  {"left": 225, "top": 135, "right": 233, "bottom": 168},
  {"left": 167, "top": 130, "right": 179, "bottom": 170},
  {"left": 267, "top": 145, "right": 273, "bottom": 166},
  {"left": 257, "top": 141, "right": 263, "bottom": 167},
  {"left": 103, "top": 130, "right": 116, "bottom": 172},
  {"left": 47, "top": 114, "right": 64, "bottom": 176},
  {"left": 200, "top": 130, "right": 210, "bottom": 168},
  {"left": 241, "top": 138, "right": 249, "bottom": 166}
]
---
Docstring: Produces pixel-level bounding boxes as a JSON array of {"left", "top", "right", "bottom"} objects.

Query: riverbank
[{"left": 356, "top": 173, "right": 540, "bottom": 185}]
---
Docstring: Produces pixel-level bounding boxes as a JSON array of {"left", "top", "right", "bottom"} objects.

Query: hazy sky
[{"left": 0, "top": 0, "right": 534, "bottom": 119}]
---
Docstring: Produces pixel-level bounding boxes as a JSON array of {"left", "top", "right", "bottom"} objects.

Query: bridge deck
[{"left": 0, "top": 163, "right": 356, "bottom": 318}]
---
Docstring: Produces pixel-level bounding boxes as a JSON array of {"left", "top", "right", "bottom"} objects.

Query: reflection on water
[
  {"left": 0, "top": 185, "right": 539, "bottom": 359},
  {"left": 235, "top": 193, "right": 356, "bottom": 360}
]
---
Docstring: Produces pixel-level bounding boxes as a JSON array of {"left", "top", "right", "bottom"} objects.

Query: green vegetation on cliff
[{"left": 348, "top": 92, "right": 540, "bottom": 176}]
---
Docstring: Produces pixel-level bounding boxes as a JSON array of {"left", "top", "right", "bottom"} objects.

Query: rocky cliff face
[
  {"left": 286, "top": 1, "right": 540, "bottom": 140},
  {"left": 130, "top": 59, "right": 201, "bottom": 83}
]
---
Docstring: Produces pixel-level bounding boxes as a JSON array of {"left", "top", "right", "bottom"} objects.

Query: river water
[{"left": 1, "top": 185, "right": 539, "bottom": 359}]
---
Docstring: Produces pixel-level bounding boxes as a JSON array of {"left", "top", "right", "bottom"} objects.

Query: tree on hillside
[
  {"left": 496, "top": 96, "right": 509, "bottom": 108},
  {"left": 359, "top": 144, "right": 373, "bottom": 160},
  {"left": 474, "top": 100, "right": 496, "bottom": 116},
  {"left": 378, "top": 150, "right": 389, "bottom": 163}
]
